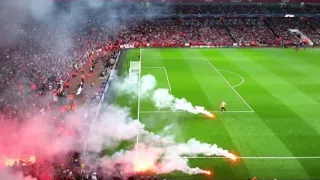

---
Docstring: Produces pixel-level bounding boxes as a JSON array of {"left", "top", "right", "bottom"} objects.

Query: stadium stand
[
  {"left": 225, "top": 18, "right": 276, "bottom": 45},
  {"left": 305, "top": 4, "right": 320, "bottom": 14}
]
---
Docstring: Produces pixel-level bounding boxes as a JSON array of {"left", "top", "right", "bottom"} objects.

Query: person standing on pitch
[{"left": 220, "top": 101, "right": 227, "bottom": 112}]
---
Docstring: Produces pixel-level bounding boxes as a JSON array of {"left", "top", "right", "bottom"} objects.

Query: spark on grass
[
  {"left": 206, "top": 112, "right": 215, "bottom": 119},
  {"left": 228, "top": 154, "right": 237, "bottom": 162},
  {"left": 203, "top": 170, "right": 212, "bottom": 176}
]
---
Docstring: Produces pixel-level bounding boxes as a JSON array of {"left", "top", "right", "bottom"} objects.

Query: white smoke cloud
[
  {"left": 87, "top": 74, "right": 232, "bottom": 175},
  {"left": 0, "top": 71, "right": 229, "bottom": 177},
  {"left": 85, "top": 104, "right": 174, "bottom": 152},
  {"left": 146, "top": 138, "right": 234, "bottom": 175},
  {"left": 114, "top": 74, "right": 213, "bottom": 117},
  {"left": 0, "top": 0, "right": 228, "bottom": 174},
  {"left": 115, "top": 73, "right": 213, "bottom": 116},
  {"left": 165, "top": 138, "right": 236, "bottom": 160},
  {"left": 83, "top": 0, "right": 105, "bottom": 9},
  {"left": 113, "top": 74, "right": 156, "bottom": 98},
  {"left": 86, "top": 105, "right": 145, "bottom": 152},
  {"left": 157, "top": 156, "right": 209, "bottom": 175},
  {"left": 113, "top": 75, "right": 137, "bottom": 95},
  {"left": 100, "top": 137, "right": 234, "bottom": 175},
  {"left": 0, "top": 0, "right": 171, "bottom": 47},
  {"left": 152, "top": 89, "right": 214, "bottom": 117},
  {"left": 29, "top": 0, "right": 54, "bottom": 20},
  {"left": 141, "top": 74, "right": 157, "bottom": 96}
]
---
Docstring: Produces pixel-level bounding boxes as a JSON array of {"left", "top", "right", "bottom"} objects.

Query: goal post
[{"left": 129, "top": 61, "right": 141, "bottom": 83}]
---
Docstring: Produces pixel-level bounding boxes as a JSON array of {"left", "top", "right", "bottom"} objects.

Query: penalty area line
[
  {"left": 204, "top": 58, "right": 254, "bottom": 113},
  {"left": 160, "top": 156, "right": 320, "bottom": 159},
  {"left": 163, "top": 67, "right": 172, "bottom": 91},
  {"left": 142, "top": 67, "right": 172, "bottom": 91},
  {"left": 139, "top": 110, "right": 254, "bottom": 114},
  {"left": 142, "top": 67, "right": 164, "bottom": 69}
]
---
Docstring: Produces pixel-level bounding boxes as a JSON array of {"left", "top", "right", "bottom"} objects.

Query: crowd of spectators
[
  {"left": 222, "top": 5, "right": 263, "bottom": 14},
  {"left": 177, "top": 4, "right": 264, "bottom": 14},
  {"left": 266, "top": 17, "right": 320, "bottom": 44},
  {"left": 296, "top": 20, "right": 320, "bottom": 44},
  {"left": 0, "top": 16, "right": 120, "bottom": 178},
  {"left": 283, "top": 5, "right": 307, "bottom": 14},
  {"left": 179, "top": 4, "right": 221, "bottom": 14},
  {"left": 306, "top": 19, "right": 320, "bottom": 45},
  {"left": 116, "top": 17, "right": 319, "bottom": 47},
  {"left": 1, "top": 15, "right": 319, "bottom": 132},
  {"left": 265, "top": 5, "right": 285, "bottom": 14},
  {"left": 4, "top": 150, "right": 163, "bottom": 180},
  {"left": 266, "top": 18, "right": 299, "bottom": 43},
  {"left": 4, "top": 151, "right": 115, "bottom": 180},
  {"left": 226, "top": 18, "right": 276, "bottom": 44},
  {"left": 0, "top": 13, "right": 121, "bottom": 122},
  {"left": 305, "top": 4, "right": 320, "bottom": 14},
  {"left": 118, "top": 19, "right": 234, "bottom": 46},
  {"left": 136, "top": 3, "right": 320, "bottom": 15}
]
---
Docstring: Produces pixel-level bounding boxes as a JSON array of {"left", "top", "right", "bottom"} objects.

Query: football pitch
[{"left": 116, "top": 48, "right": 320, "bottom": 180}]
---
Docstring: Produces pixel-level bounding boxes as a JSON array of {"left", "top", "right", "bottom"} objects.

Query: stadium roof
[
  {"left": 55, "top": 0, "right": 320, "bottom": 3},
  {"left": 108, "top": 0, "right": 319, "bottom": 3}
]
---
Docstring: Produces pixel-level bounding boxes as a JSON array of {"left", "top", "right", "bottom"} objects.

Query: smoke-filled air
[
  {"left": 0, "top": 0, "right": 234, "bottom": 179},
  {"left": 152, "top": 89, "right": 215, "bottom": 118},
  {"left": 103, "top": 74, "right": 234, "bottom": 175}
]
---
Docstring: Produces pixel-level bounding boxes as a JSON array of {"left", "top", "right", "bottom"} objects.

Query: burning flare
[
  {"left": 133, "top": 159, "right": 154, "bottom": 172},
  {"left": 203, "top": 170, "right": 212, "bottom": 175},
  {"left": 152, "top": 89, "right": 215, "bottom": 117},
  {"left": 228, "top": 154, "right": 237, "bottom": 161},
  {"left": 207, "top": 112, "right": 215, "bottom": 118}
]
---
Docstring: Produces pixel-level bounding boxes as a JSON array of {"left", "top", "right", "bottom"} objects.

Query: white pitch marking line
[
  {"left": 163, "top": 67, "right": 172, "bottom": 91},
  {"left": 136, "top": 48, "right": 143, "bottom": 157},
  {"left": 217, "top": 69, "right": 245, "bottom": 88},
  {"left": 160, "top": 156, "right": 320, "bottom": 159},
  {"left": 142, "top": 67, "right": 172, "bottom": 91},
  {"left": 204, "top": 58, "right": 254, "bottom": 113},
  {"left": 139, "top": 110, "right": 254, "bottom": 114},
  {"left": 142, "top": 67, "right": 165, "bottom": 69},
  {"left": 144, "top": 57, "right": 206, "bottom": 60}
]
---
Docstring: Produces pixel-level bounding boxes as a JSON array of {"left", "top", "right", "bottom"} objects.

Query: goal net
[{"left": 129, "top": 61, "right": 141, "bottom": 83}]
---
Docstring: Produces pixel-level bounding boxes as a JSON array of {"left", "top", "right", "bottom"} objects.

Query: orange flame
[
  {"left": 203, "top": 170, "right": 212, "bottom": 176},
  {"left": 229, "top": 154, "right": 237, "bottom": 161},
  {"left": 133, "top": 160, "right": 154, "bottom": 172},
  {"left": 207, "top": 112, "right": 215, "bottom": 119},
  {"left": 4, "top": 155, "right": 36, "bottom": 167}
]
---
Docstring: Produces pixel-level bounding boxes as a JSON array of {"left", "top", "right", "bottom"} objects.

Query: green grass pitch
[{"left": 115, "top": 48, "right": 320, "bottom": 180}]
